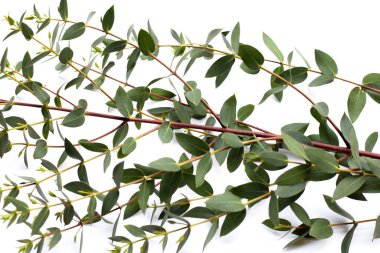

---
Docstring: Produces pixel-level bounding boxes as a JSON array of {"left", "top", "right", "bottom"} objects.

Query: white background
[{"left": 1, "top": 0, "right": 380, "bottom": 252}]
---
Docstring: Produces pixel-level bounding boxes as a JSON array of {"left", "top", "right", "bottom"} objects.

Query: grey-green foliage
[{"left": 0, "top": 2, "right": 378, "bottom": 253}]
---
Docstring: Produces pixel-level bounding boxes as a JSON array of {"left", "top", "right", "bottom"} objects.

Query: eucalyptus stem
[
  {"left": 2, "top": 99, "right": 379, "bottom": 159},
  {"left": 31, "top": 36, "right": 116, "bottom": 103},
  {"left": 1, "top": 125, "right": 159, "bottom": 192}
]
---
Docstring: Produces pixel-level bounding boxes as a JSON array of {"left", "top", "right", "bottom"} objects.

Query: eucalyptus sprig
[{"left": 1, "top": 1, "right": 380, "bottom": 253}]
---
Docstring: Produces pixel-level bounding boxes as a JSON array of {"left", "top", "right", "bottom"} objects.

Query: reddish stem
[{"left": 2, "top": 99, "right": 380, "bottom": 159}]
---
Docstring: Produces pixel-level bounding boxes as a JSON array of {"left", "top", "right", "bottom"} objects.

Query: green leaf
[
  {"left": 173, "top": 101, "right": 191, "bottom": 123},
  {"left": 64, "top": 138, "right": 83, "bottom": 162},
  {"left": 183, "top": 207, "right": 215, "bottom": 219},
  {"left": 186, "top": 175, "right": 214, "bottom": 197},
  {"left": 149, "top": 157, "right": 180, "bottom": 172},
  {"left": 33, "top": 139, "right": 47, "bottom": 159},
  {"left": 244, "top": 163, "right": 270, "bottom": 185},
  {"left": 103, "top": 40, "right": 127, "bottom": 55},
  {"left": 138, "top": 180, "right": 153, "bottom": 212},
  {"left": 124, "top": 192, "right": 140, "bottom": 219},
  {"left": 48, "top": 228, "right": 62, "bottom": 250},
  {"left": 125, "top": 224, "right": 146, "bottom": 238},
  {"left": 362, "top": 73, "right": 380, "bottom": 103},
  {"left": 221, "top": 132, "right": 243, "bottom": 148},
  {"left": 126, "top": 48, "right": 140, "bottom": 80},
  {"left": 309, "top": 74, "right": 334, "bottom": 87},
  {"left": 1, "top": 48, "right": 8, "bottom": 72},
  {"left": 323, "top": 195, "right": 354, "bottom": 220},
  {"left": 340, "top": 113, "right": 354, "bottom": 141},
  {"left": 102, "top": 190, "right": 119, "bottom": 215},
  {"left": 62, "top": 22, "right": 86, "bottom": 40},
  {"left": 22, "top": 52, "right": 33, "bottom": 79},
  {"left": 273, "top": 67, "right": 308, "bottom": 85},
  {"left": 309, "top": 218, "right": 333, "bottom": 239},
  {"left": 268, "top": 192, "right": 279, "bottom": 226},
  {"left": 31, "top": 207, "right": 49, "bottom": 235},
  {"left": 185, "top": 88, "right": 202, "bottom": 106},
  {"left": 150, "top": 88, "right": 175, "bottom": 101},
  {"left": 281, "top": 132, "right": 308, "bottom": 160},
  {"left": 231, "top": 22, "right": 240, "bottom": 53},
  {"left": 21, "top": 22, "right": 34, "bottom": 40},
  {"left": 122, "top": 137, "right": 136, "bottom": 156},
  {"left": 347, "top": 87, "right": 366, "bottom": 123},
  {"left": 263, "top": 32, "right": 284, "bottom": 62},
  {"left": 220, "top": 95, "right": 237, "bottom": 128},
  {"left": 102, "top": 5, "right": 114, "bottom": 32},
  {"left": 238, "top": 44, "right": 264, "bottom": 72},
  {"left": 159, "top": 172, "right": 181, "bottom": 203},
  {"left": 220, "top": 209, "right": 246, "bottom": 236},
  {"left": 111, "top": 162, "right": 124, "bottom": 188},
  {"left": 290, "top": 202, "right": 311, "bottom": 226},
  {"left": 59, "top": 47, "right": 73, "bottom": 64},
  {"left": 203, "top": 220, "right": 219, "bottom": 250},
  {"left": 281, "top": 122, "right": 309, "bottom": 134},
  {"left": 87, "top": 197, "right": 97, "bottom": 223},
  {"left": 61, "top": 108, "right": 85, "bottom": 127},
  {"left": 37, "top": 18, "right": 51, "bottom": 33},
  {"left": 315, "top": 49, "right": 338, "bottom": 76},
  {"left": 64, "top": 181, "right": 94, "bottom": 196},
  {"left": 231, "top": 182, "right": 269, "bottom": 200},
  {"left": 312, "top": 102, "right": 329, "bottom": 117},
  {"left": 332, "top": 176, "right": 366, "bottom": 201},
  {"left": 58, "top": 0, "right": 68, "bottom": 20},
  {"left": 259, "top": 152, "right": 288, "bottom": 170},
  {"left": 237, "top": 104, "right": 254, "bottom": 121},
  {"left": 205, "top": 191, "right": 245, "bottom": 212},
  {"left": 365, "top": 131, "right": 378, "bottom": 152},
  {"left": 113, "top": 123, "right": 129, "bottom": 147},
  {"left": 158, "top": 122, "right": 173, "bottom": 143},
  {"left": 259, "top": 86, "right": 287, "bottom": 104},
  {"left": 175, "top": 133, "right": 210, "bottom": 156},
  {"left": 115, "top": 87, "right": 133, "bottom": 118},
  {"left": 342, "top": 224, "right": 357, "bottom": 253},
  {"left": 78, "top": 140, "right": 108, "bottom": 152},
  {"left": 205, "top": 28, "right": 223, "bottom": 45},
  {"left": 373, "top": 216, "right": 380, "bottom": 240},
  {"left": 275, "top": 165, "right": 310, "bottom": 186},
  {"left": 196, "top": 152, "right": 212, "bottom": 187},
  {"left": 6, "top": 197, "right": 29, "bottom": 213},
  {"left": 305, "top": 147, "right": 338, "bottom": 173},
  {"left": 227, "top": 147, "right": 243, "bottom": 172},
  {"left": 63, "top": 204, "right": 74, "bottom": 225},
  {"left": 138, "top": 29, "right": 155, "bottom": 56},
  {"left": 176, "top": 228, "right": 190, "bottom": 253},
  {"left": 205, "top": 55, "right": 235, "bottom": 78},
  {"left": 277, "top": 182, "right": 306, "bottom": 198},
  {"left": 31, "top": 83, "right": 50, "bottom": 104},
  {"left": 262, "top": 218, "right": 292, "bottom": 231}
]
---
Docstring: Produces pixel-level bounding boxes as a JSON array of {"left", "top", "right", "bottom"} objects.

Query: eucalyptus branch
[{"left": 2, "top": 2, "right": 380, "bottom": 253}]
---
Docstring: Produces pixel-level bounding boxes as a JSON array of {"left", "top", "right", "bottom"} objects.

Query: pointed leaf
[
  {"left": 175, "top": 133, "right": 209, "bottom": 156},
  {"left": 115, "top": 87, "right": 133, "bottom": 118},
  {"left": 206, "top": 192, "right": 245, "bottom": 212},
  {"left": 62, "top": 22, "right": 86, "bottom": 40},
  {"left": 333, "top": 176, "right": 366, "bottom": 201},
  {"left": 315, "top": 49, "right": 338, "bottom": 76},
  {"left": 32, "top": 207, "right": 49, "bottom": 235},
  {"left": 102, "top": 5, "right": 114, "bottom": 32},
  {"left": 138, "top": 29, "right": 155, "bottom": 56},
  {"left": 347, "top": 87, "right": 366, "bottom": 123},
  {"left": 196, "top": 152, "right": 212, "bottom": 187},
  {"left": 263, "top": 32, "right": 284, "bottom": 62},
  {"left": 149, "top": 157, "right": 180, "bottom": 172}
]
